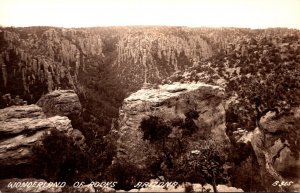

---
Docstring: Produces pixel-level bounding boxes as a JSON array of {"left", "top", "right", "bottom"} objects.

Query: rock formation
[
  {"left": 0, "top": 104, "right": 84, "bottom": 166},
  {"left": 114, "top": 29, "right": 213, "bottom": 88},
  {"left": 36, "top": 90, "right": 82, "bottom": 119},
  {"left": 115, "top": 82, "right": 229, "bottom": 167},
  {"left": 237, "top": 107, "right": 300, "bottom": 192},
  {"left": 1, "top": 26, "right": 298, "bottom": 133}
]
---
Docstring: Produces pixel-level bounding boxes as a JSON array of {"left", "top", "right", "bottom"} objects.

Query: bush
[
  {"left": 74, "top": 121, "right": 117, "bottom": 182},
  {"left": 140, "top": 116, "right": 172, "bottom": 143},
  {"left": 181, "top": 110, "right": 199, "bottom": 136},
  {"left": 169, "top": 148, "right": 228, "bottom": 192},
  {"left": 140, "top": 115, "right": 227, "bottom": 192},
  {"left": 32, "top": 129, "right": 87, "bottom": 184},
  {"left": 32, "top": 127, "right": 116, "bottom": 184},
  {"left": 106, "top": 160, "right": 150, "bottom": 190},
  {"left": 229, "top": 156, "right": 265, "bottom": 192}
]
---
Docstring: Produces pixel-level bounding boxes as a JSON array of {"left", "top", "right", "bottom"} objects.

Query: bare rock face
[
  {"left": 115, "top": 82, "right": 229, "bottom": 167},
  {"left": 260, "top": 107, "right": 300, "bottom": 133},
  {"left": 36, "top": 90, "right": 82, "bottom": 118},
  {"left": 258, "top": 107, "right": 300, "bottom": 173},
  {"left": 0, "top": 104, "right": 84, "bottom": 166},
  {"left": 237, "top": 107, "right": 300, "bottom": 192}
]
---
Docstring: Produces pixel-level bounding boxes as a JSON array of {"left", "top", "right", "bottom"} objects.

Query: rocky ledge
[
  {"left": 115, "top": 82, "right": 230, "bottom": 167},
  {"left": 0, "top": 91, "right": 84, "bottom": 166}
]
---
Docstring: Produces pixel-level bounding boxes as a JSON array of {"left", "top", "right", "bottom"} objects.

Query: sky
[{"left": 0, "top": 0, "right": 300, "bottom": 29}]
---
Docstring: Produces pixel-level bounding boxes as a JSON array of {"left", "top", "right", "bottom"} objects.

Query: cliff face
[
  {"left": 0, "top": 26, "right": 218, "bottom": 132},
  {"left": 115, "top": 82, "right": 229, "bottom": 167},
  {"left": 113, "top": 28, "right": 213, "bottom": 88},
  {"left": 236, "top": 107, "right": 300, "bottom": 191},
  {"left": 0, "top": 90, "right": 85, "bottom": 180},
  {"left": 1, "top": 26, "right": 298, "bottom": 132},
  {"left": 0, "top": 104, "right": 84, "bottom": 166},
  {"left": 0, "top": 27, "right": 121, "bottom": 129},
  {"left": 0, "top": 27, "right": 214, "bottom": 96}
]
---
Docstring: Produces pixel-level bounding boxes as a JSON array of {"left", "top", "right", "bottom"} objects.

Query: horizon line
[{"left": 1, "top": 24, "right": 300, "bottom": 30}]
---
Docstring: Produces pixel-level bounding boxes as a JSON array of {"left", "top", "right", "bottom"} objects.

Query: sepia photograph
[{"left": 0, "top": 0, "right": 299, "bottom": 192}]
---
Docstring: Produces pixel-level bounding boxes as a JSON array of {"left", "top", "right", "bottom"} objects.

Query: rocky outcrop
[
  {"left": 36, "top": 90, "right": 82, "bottom": 118},
  {"left": 236, "top": 107, "right": 300, "bottom": 192},
  {"left": 0, "top": 104, "right": 84, "bottom": 166},
  {"left": 261, "top": 107, "right": 300, "bottom": 192},
  {"left": 115, "top": 82, "right": 229, "bottom": 167}
]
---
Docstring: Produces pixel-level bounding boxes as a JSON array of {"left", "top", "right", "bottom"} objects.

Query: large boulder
[
  {"left": 115, "top": 82, "right": 230, "bottom": 167},
  {"left": 36, "top": 90, "right": 82, "bottom": 118},
  {"left": 0, "top": 104, "right": 84, "bottom": 166}
]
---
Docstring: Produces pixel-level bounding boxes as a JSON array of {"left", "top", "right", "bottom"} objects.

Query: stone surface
[
  {"left": 260, "top": 107, "right": 300, "bottom": 173},
  {"left": 0, "top": 104, "right": 84, "bottom": 166},
  {"left": 236, "top": 107, "right": 300, "bottom": 191},
  {"left": 115, "top": 82, "right": 229, "bottom": 167},
  {"left": 36, "top": 90, "right": 82, "bottom": 118},
  {"left": 261, "top": 107, "right": 300, "bottom": 133}
]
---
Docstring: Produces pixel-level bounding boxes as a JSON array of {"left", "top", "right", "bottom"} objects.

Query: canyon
[{"left": 0, "top": 26, "right": 299, "bottom": 192}]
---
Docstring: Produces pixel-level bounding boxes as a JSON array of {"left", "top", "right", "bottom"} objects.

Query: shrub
[
  {"left": 32, "top": 129, "right": 87, "bottom": 184},
  {"left": 140, "top": 116, "right": 172, "bottom": 143},
  {"left": 106, "top": 160, "right": 150, "bottom": 190},
  {"left": 180, "top": 110, "right": 200, "bottom": 136},
  {"left": 169, "top": 147, "right": 228, "bottom": 193},
  {"left": 184, "top": 109, "right": 199, "bottom": 120},
  {"left": 140, "top": 115, "right": 227, "bottom": 192},
  {"left": 75, "top": 122, "right": 117, "bottom": 182},
  {"left": 229, "top": 156, "right": 265, "bottom": 192}
]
